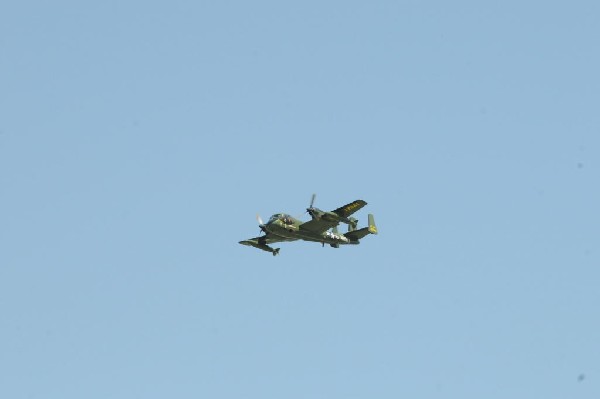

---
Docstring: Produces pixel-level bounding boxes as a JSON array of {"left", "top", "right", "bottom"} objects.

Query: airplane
[{"left": 239, "top": 195, "right": 377, "bottom": 256}]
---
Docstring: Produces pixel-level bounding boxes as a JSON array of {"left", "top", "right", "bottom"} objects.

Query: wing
[
  {"left": 300, "top": 200, "right": 367, "bottom": 234},
  {"left": 239, "top": 233, "right": 296, "bottom": 255},
  {"left": 299, "top": 218, "right": 338, "bottom": 234},
  {"left": 332, "top": 200, "right": 367, "bottom": 218},
  {"left": 239, "top": 234, "right": 293, "bottom": 246}
]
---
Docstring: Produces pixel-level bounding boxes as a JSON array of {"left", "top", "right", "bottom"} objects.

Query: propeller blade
[
  {"left": 309, "top": 193, "right": 316, "bottom": 209},
  {"left": 256, "top": 214, "right": 267, "bottom": 234}
]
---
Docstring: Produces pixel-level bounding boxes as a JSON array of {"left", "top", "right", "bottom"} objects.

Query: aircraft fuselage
[{"left": 264, "top": 214, "right": 354, "bottom": 245}]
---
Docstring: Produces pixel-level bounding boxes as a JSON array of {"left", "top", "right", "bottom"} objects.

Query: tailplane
[{"left": 343, "top": 214, "right": 377, "bottom": 243}]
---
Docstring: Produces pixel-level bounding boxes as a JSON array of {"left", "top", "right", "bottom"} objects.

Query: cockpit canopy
[{"left": 269, "top": 213, "right": 294, "bottom": 225}]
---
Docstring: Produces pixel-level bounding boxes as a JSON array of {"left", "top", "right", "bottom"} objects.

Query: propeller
[
  {"left": 307, "top": 193, "right": 321, "bottom": 220},
  {"left": 256, "top": 214, "right": 267, "bottom": 234}
]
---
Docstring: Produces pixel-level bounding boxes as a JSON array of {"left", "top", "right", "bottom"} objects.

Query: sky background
[{"left": 1, "top": 1, "right": 599, "bottom": 398}]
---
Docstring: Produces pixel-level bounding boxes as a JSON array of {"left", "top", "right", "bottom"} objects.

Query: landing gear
[{"left": 348, "top": 217, "right": 358, "bottom": 232}]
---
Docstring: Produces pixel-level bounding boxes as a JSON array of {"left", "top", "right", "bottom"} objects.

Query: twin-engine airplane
[{"left": 239, "top": 194, "right": 377, "bottom": 256}]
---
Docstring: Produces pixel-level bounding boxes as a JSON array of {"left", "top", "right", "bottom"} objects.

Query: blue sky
[{"left": 1, "top": 1, "right": 599, "bottom": 398}]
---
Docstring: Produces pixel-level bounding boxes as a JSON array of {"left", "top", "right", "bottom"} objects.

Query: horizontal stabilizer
[{"left": 344, "top": 214, "right": 377, "bottom": 242}]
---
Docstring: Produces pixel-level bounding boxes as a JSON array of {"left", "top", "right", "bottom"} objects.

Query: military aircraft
[{"left": 239, "top": 194, "right": 377, "bottom": 256}]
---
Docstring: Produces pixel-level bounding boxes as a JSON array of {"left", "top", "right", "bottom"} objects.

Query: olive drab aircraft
[{"left": 239, "top": 194, "right": 377, "bottom": 256}]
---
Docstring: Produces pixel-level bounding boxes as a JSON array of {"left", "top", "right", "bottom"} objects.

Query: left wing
[
  {"left": 332, "top": 200, "right": 367, "bottom": 218},
  {"left": 301, "top": 199, "right": 367, "bottom": 234}
]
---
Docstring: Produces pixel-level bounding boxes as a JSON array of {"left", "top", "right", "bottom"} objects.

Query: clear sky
[{"left": 1, "top": 1, "right": 599, "bottom": 398}]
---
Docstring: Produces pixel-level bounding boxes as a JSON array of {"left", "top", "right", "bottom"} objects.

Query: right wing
[
  {"left": 239, "top": 234, "right": 291, "bottom": 246},
  {"left": 239, "top": 234, "right": 296, "bottom": 255}
]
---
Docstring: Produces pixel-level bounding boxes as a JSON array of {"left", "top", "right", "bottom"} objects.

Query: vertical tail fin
[{"left": 367, "top": 214, "right": 377, "bottom": 235}]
